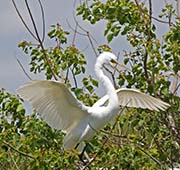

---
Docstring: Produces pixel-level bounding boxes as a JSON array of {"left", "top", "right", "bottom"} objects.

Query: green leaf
[
  {"left": 83, "top": 77, "right": 89, "bottom": 86},
  {"left": 16, "top": 104, "right": 24, "bottom": 112},
  {"left": 90, "top": 78, "right": 98, "bottom": 87},
  {"left": 86, "top": 85, "right": 93, "bottom": 93},
  {"left": 73, "top": 88, "right": 83, "bottom": 99},
  {"left": 107, "top": 33, "right": 114, "bottom": 43}
]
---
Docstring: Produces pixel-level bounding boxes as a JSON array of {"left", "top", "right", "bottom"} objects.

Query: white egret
[{"left": 16, "top": 52, "right": 170, "bottom": 152}]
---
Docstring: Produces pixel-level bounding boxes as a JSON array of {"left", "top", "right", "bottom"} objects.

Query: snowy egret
[{"left": 16, "top": 52, "right": 170, "bottom": 152}]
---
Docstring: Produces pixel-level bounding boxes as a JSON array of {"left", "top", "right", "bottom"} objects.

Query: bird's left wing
[
  {"left": 16, "top": 80, "right": 88, "bottom": 132},
  {"left": 116, "top": 88, "right": 170, "bottom": 111},
  {"left": 93, "top": 88, "right": 170, "bottom": 111}
]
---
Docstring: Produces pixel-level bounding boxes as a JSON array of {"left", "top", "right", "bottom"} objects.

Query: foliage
[{"left": 1, "top": 0, "right": 180, "bottom": 169}]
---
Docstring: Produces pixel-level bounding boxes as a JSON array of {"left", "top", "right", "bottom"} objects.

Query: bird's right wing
[
  {"left": 93, "top": 88, "right": 170, "bottom": 111},
  {"left": 16, "top": 80, "right": 88, "bottom": 133}
]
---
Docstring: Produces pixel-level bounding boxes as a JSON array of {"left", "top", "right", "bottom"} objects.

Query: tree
[{"left": 0, "top": 0, "right": 180, "bottom": 169}]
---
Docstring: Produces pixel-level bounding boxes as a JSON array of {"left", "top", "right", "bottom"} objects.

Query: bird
[{"left": 16, "top": 51, "right": 170, "bottom": 152}]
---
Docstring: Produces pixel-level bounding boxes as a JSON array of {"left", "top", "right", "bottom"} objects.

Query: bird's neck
[{"left": 95, "top": 62, "right": 119, "bottom": 109}]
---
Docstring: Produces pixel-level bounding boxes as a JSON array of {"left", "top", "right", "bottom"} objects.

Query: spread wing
[
  {"left": 93, "top": 88, "right": 170, "bottom": 111},
  {"left": 16, "top": 80, "right": 88, "bottom": 132}
]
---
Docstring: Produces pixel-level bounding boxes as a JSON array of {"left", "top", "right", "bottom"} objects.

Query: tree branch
[
  {"left": 16, "top": 58, "right": 32, "bottom": 80},
  {"left": 134, "top": 0, "right": 176, "bottom": 27},
  {"left": 136, "top": 144, "right": 163, "bottom": 167},
  {"left": 24, "top": 0, "right": 58, "bottom": 80},
  {"left": 2, "top": 140, "right": 35, "bottom": 160},
  {"left": 71, "top": 67, "right": 78, "bottom": 88},
  {"left": 37, "top": 0, "right": 46, "bottom": 43},
  {"left": 176, "top": 0, "right": 180, "bottom": 19},
  {"left": 8, "top": 150, "right": 20, "bottom": 170},
  {"left": 11, "top": 0, "right": 38, "bottom": 41},
  {"left": 12, "top": 0, "right": 58, "bottom": 81}
]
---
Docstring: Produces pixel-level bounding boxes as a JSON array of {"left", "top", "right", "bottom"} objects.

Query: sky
[
  {"left": 0, "top": 0, "right": 130, "bottom": 95},
  {"left": 0, "top": 0, "right": 178, "bottom": 96}
]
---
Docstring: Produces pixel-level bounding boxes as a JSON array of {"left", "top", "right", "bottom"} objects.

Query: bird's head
[
  {"left": 97, "top": 51, "right": 117, "bottom": 66},
  {"left": 96, "top": 52, "right": 129, "bottom": 72}
]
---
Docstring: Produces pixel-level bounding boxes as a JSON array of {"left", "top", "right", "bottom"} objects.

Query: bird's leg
[
  {"left": 74, "top": 142, "right": 80, "bottom": 150},
  {"left": 76, "top": 144, "right": 92, "bottom": 170},
  {"left": 78, "top": 144, "right": 89, "bottom": 163}
]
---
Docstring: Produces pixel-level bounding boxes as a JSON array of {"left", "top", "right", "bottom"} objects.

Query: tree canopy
[{"left": 0, "top": 0, "right": 180, "bottom": 169}]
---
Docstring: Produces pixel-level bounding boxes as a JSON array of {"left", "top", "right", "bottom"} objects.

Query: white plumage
[{"left": 16, "top": 52, "right": 170, "bottom": 152}]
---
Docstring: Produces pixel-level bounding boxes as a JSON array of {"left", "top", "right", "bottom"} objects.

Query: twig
[
  {"left": 24, "top": 0, "right": 58, "bottom": 80},
  {"left": 86, "top": 31, "right": 98, "bottom": 57},
  {"left": 37, "top": 0, "right": 46, "bottom": 43},
  {"left": 11, "top": 0, "right": 38, "bottom": 41},
  {"left": 66, "top": 19, "right": 87, "bottom": 36},
  {"left": 100, "top": 129, "right": 130, "bottom": 139},
  {"left": 177, "top": 0, "right": 180, "bottom": 18},
  {"left": 148, "top": 0, "right": 152, "bottom": 25},
  {"left": 66, "top": 19, "right": 90, "bottom": 53},
  {"left": 12, "top": 0, "right": 58, "bottom": 80},
  {"left": 24, "top": 0, "right": 42, "bottom": 45},
  {"left": 2, "top": 140, "right": 35, "bottom": 159},
  {"left": 72, "top": 13, "right": 98, "bottom": 57},
  {"left": 64, "top": 68, "right": 69, "bottom": 84},
  {"left": 71, "top": 67, "right": 78, "bottom": 88},
  {"left": 136, "top": 145, "right": 163, "bottom": 167},
  {"left": 143, "top": 49, "right": 149, "bottom": 80},
  {"left": 134, "top": 0, "right": 175, "bottom": 27},
  {"left": 72, "top": 23, "right": 78, "bottom": 46},
  {"left": 16, "top": 58, "right": 32, "bottom": 80},
  {"left": 168, "top": 9, "right": 172, "bottom": 27},
  {"left": 8, "top": 150, "right": 20, "bottom": 170},
  {"left": 82, "top": 129, "right": 109, "bottom": 169}
]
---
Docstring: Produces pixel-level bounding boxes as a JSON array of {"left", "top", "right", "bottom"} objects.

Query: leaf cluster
[{"left": 0, "top": 0, "right": 180, "bottom": 169}]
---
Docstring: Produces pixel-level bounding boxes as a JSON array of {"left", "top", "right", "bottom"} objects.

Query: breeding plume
[{"left": 17, "top": 52, "right": 170, "bottom": 152}]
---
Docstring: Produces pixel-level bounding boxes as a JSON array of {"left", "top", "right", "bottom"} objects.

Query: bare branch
[
  {"left": 24, "top": 0, "right": 42, "bottom": 44},
  {"left": 16, "top": 58, "right": 32, "bottom": 80},
  {"left": 176, "top": 0, "right": 180, "bottom": 18},
  {"left": 72, "top": 13, "right": 98, "bottom": 56},
  {"left": 37, "top": 0, "right": 46, "bottom": 43},
  {"left": 136, "top": 145, "right": 163, "bottom": 167},
  {"left": 72, "top": 23, "right": 78, "bottom": 46},
  {"left": 12, "top": 0, "right": 58, "bottom": 80},
  {"left": 8, "top": 150, "right": 20, "bottom": 170},
  {"left": 134, "top": 0, "right": 175, "bottom": 27},
  {"left": 11, "top": 0, "right": 38, "bottom": 41},
  {"left": 71, "top": 67, "right": 78, "bottom": 88},
  {"left": 66, "top": 19, "right": 87, "bottom": 36},
  {"left": 2, "top": 140, "right": 35, "bottom": 160},
  {"left": 24, "top": 0, "right": 58, "bottom": 80},
  {"left": 148, "top": 0, "right": 152, "bottom": 25},
  {"left": 64, "top": 68, "right": 69, "bottom": 84},
  {"left": 143, "top": 50, "right": 149, "bottom": 80}
]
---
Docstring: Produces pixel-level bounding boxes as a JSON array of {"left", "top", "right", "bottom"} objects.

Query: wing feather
[
  {"left": 16, "top": 80, "right": 88, "bottom": 132},
  {"left": 93, "top": 88, "right": 170, "bottom": 111},
  {"left": 117, "top": 88, "right": 170, "bottom": 111}
]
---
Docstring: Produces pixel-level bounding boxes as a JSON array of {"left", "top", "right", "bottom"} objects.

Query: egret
[{"left": 16, "top": 52, "right": 170, "bottom": 152}]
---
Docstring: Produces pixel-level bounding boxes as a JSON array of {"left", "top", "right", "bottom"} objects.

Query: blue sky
[
  {"left": 0, "top": 0, "right": 175, "bottom": 95},
  {"left": 0, "top": 0, "right": 129, "bottom": 95},
  {"left": 0, "top": 1, "right": 79, "bottom": 93}
]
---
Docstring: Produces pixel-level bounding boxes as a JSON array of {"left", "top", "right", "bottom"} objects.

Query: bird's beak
[{"left": 110, "top": 59, "right": 130, "bottom": 73}]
